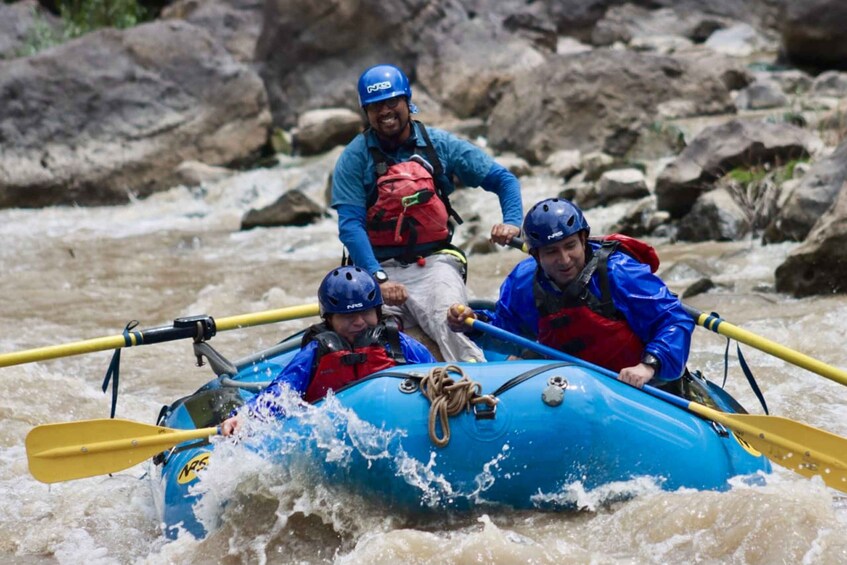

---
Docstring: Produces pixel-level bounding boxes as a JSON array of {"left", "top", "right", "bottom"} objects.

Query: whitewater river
[{"left": 2, "top": 153, "right": 847, "bottom": 564}]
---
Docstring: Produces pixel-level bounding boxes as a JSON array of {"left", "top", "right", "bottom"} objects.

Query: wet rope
[{"left": 419, "top": 364, "right": 498, "bottom": 447}]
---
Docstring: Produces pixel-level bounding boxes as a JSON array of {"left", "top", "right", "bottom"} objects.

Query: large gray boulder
[
  {"left": 775, "top": 182, "right": 847, "bottom": 297},
  {"left": 0, "top": 20, "right": 271, "bottom": 208},
  {"left": 676, "top": 188, "right": 751, "bottom": 241},
  {"left": 255, "top": 0, "right": 544, "bottom": 128},
  {"left": 763, "top": 139, "right": 847, "bottom": 243},
  {"left": 241, "top": 189, "right": 325, "bottom": 230},
  {"left": 487, "top": 49, "right": 734, "bottom": 163},
  {"left": 591, "top": 4, "right": 732, "bottom": 46},
  {"left": 255, "top": 0, "right": 456, "bottom": 128},
  {"left": 782, "top": 0, "right": 847, "bottom": 71},
  {"left": 294, "top": 108, "right": 362, "bottom": 156},
  {"left": 655, "top": 119, "right": 819, "bottom": 218},
  {"left": 546, "top": 0, "right": 784, "bottom": 40},
  {"left": 161, "top": 0, "right": 264, "bottom": 63},
  {"left": 416, "top": 19, "right": 545, "bottom": 119}
]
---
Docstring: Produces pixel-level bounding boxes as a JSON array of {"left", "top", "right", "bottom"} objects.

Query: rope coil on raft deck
[{"left": 420, "top": 364, "right": 498, "bottom": 447}]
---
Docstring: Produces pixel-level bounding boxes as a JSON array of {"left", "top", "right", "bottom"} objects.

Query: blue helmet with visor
[
  {"left": 357, "top": 64, "right": 418, "bottom": 113},
  {"left": 522, "top": 198, "right": 590, "bottom": 251},
  {"left": 318, "top": 266, "right": 384, "bottom": 316}
]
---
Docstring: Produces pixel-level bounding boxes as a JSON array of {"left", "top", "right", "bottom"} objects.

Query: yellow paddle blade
[
  {"left": 685, "top": 404, "right": 847, "bottom": 493},
  {"left": 732, "top": 415, "right": 847, "bottom": 491},
  {"left": 26, "top": 419, "right": 218, "bottom": 484}
]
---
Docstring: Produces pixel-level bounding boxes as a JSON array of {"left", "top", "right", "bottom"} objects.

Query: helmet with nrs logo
[
  {"left": 357, "top": 64, "right": 418, "bottom": 113},
  {"left": 522, "top": 198, "right": 590, "bottom": 251},
  {"left": 318, "top": 266, "right": 384, "bottom": 316}
]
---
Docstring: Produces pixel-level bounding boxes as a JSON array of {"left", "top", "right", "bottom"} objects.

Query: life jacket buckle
[
  {"left": 341, "top": 352, "right": 367, "bottom": 365},
  {"left": 401, "top": 192, "right": 421, "bottom": 208}
]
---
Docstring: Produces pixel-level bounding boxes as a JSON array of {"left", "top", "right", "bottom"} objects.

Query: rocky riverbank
[{"left": 1, "top": 0, "right": 846, "bottom": 295}]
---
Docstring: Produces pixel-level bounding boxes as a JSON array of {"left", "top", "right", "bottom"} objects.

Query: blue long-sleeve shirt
[
  {"left": 482, "top": 243, "right": 694, "bottom": 381},
  {"left": 332, "top": 122, "right": 523, "bottom": 274},
  {"left": 244, "top": 331, "right": 436, "bottom": 416}
]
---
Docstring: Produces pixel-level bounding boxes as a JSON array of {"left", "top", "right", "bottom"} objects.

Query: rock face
[
  {"left": 676, "top": 188, "right": 751, "bottom": 241},
  {"left": 763, "top": 139, "right": 847, "bottom": 243},
  {"left": 254, "top": 0, "right": 542, "bottom": 128},
  {"left": 0, "top": 20, "right": 271, "bottom": 208},
  {"left": 486, "top": 49, "right": 734, "bottom": 163},
  {"left": 782, "top": 0, "right": 847, "bottom": 71},
  {"left": 294, "top": 108, "right": 362, "bottom": 156},
  {"left": 241, "top": 189, "right": 324, "bottom": 230},
  {"left": 775, "top": 181, "right": 847, "bottom": 297},
  {"left": 161, "top": 0, "right": 264, "bottom": 63},
  {"left": 655, "top": 119, "right": 818, "bottom": 218}
]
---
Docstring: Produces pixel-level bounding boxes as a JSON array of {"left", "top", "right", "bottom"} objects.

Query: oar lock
[
  {"left": 172, "top": 315, "right": 217, "bottom": 367},
  {"left": 173, "top": 315, "right": 217, "bottom": 342}
]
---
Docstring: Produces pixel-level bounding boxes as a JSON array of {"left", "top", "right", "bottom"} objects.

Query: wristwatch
[
  {"left": 373, "top": 270, "right": 389, "bottom": 284},
  {"left": 641, "top": 352, "right": 661, "bottom": 374}
]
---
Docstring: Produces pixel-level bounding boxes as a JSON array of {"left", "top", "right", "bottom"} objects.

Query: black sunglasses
[{"left": 366, "top": 97, "right": 404, "bottom": 112}]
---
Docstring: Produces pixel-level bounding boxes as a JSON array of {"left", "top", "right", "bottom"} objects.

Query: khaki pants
[{"left": 381, "top": 253, "right": 486, "bottom": 362}]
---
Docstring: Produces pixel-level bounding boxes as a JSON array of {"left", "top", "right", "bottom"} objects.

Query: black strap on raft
[
  {"left": 714, "top": 311, "right": 769, "bottom": 415},
  {"left": 102, "top": 320, "right": 139, "bottom": 418}
]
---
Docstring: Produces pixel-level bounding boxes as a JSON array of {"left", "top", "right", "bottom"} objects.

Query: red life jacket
[
  {"left": 301, "top": 322, "right": 405, "bottom": 402},
  {"left": 534, "top": 236, "right": 658, "bottom": 373},
  {"left": 365, "top": 122, "right": 462, "bottom": 261},
  {"left": 366, "top": 159, "right": 451, "bottom": 248}
]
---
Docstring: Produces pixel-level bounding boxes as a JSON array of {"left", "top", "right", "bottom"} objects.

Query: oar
[
  {"left": 682, "top": 305, "right": 847, "bottom": 388},
  {"left": 465, "top": 316, "right": 847, "bottom": 493},
  {"left": 26, "top": 418, "right": 220, "bottom": 484},
  {"left": 504, "top": 237, "right": 847, "bottom": 387},
  {"left": 0, "top": 303, "right": 320, "bottom": 369}
]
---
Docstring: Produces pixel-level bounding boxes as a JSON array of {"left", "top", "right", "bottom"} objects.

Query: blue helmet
[
  {"left": 522, "top": 198, "right": 590, "bottom": 250},
  {"left": 318, "top": 266, "right": 383, "bottom": 316},
  {"left": 357, "top": 64, "right": 418, "bottom": 113}
]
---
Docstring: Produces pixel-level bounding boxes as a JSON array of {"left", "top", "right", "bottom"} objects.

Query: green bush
[
  {"left": 727, "top": 166, "right": 767, "bottom": 185},
  {"left": 727, "top": 157, "right": 810, "bottom": 186},
  {"left": 60, "top": 0, "right": 146, "bottom": 38},
  {"left": 15, "top": 12, "right": 62, "bottom": 57},
  {"left": 16, "top": 0, "right": 148, "bottom": 57}
]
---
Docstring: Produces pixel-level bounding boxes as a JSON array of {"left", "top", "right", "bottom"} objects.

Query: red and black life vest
[
  {"left": 533, "top": 235, "right": 659, "bottom": 373},
  {"left": 300, "top": 321, "right": 406, "bottom": 402},
  {"left": 365, "top": 121, "right": 462, "bottom": 261}
]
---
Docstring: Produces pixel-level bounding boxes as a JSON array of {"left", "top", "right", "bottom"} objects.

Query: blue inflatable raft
[{"left": 150, "top": 326, "right": 770, "bottom": 539}]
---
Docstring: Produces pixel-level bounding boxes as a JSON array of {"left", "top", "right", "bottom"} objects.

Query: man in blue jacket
[
  {"left": 447, "top": 198, "right": 693, "bottom": 388},
  {"left": 331, "top": 64, "right": 523, "bottom": 363},
  {"left": 222, "top": 266, "right": 435, "bottom": 435}
]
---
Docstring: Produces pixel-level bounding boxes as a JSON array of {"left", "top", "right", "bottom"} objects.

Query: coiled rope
[{"left": 419, "top": 364, "right": 498, "bottom": 447}]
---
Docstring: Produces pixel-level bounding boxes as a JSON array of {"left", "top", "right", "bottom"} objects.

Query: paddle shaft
[
  {"left": 505, "top": 236, "right": 847, "bottom": 387},
  {"left": 0, "top": 303, "right": 319, "bottom": 368},
  {"left": 682, "top": 305, "right": 847, "bottom": 387}
]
